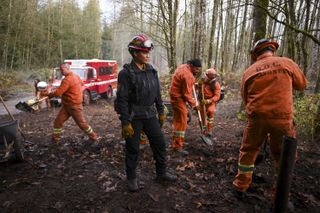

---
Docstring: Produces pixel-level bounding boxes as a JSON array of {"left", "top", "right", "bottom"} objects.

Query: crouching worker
[
  {"left": 116, "top": 34, "right": 177, "bottom": 192},
  {"left": 44, "top": 63, "right": 99, "bottom": 146},
  {"left": 36, "top": 81, "right": 51, "bottom": 111},
  {"left": 198, "top": 68, "right": 221, "bottom": 137}
]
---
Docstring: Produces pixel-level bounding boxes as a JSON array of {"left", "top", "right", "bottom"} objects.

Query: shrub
[
  {"left": 294, "top": 93, "right": 320, "bottom": 142},
  {"left": 0, "top": 72, "right": 18, "bottom": 97}
]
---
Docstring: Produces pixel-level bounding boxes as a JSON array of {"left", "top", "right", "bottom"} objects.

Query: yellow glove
[
  {"left": 201, "top": 99, "right": 212, "bottom": 105},
  {"left": 158, "top": 114, "right": 165, "bottom": 128},
  {"left": 122, "top": 123, "right": 134, "bottom": 139}
]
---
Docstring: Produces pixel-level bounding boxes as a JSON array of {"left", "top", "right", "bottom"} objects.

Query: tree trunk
[
  {"left": 192, "top": 0, "right": 206, "bottom": 60},
  {"left": 301, "top": 0, "right": 311, "bottom": 76},
  {"left": 182, "top": 0, "right": 187, "bottom": 63},
  {"left": 207, "top": 0, "right": 219, "bottom": 68},
  {"left": 315, "top": 68, "right": 320, "bottom": 93},
  {"left": 252, "top": 0, "right": 269, "bottom": 42},
  {"left": 214, "top": 0, "right": 223, "bottom": 68},
  {"left": 59, "top": 0, "right": 64, "bottom": 62},
  {"left": 251, "top": 0, "right": 269, "bottom": 65},
  {"left": 231, "top": 0, "right": 241, "bottom": 72},
  {"left": 158, "top": 0, "right": 178, "bottom": 74}
]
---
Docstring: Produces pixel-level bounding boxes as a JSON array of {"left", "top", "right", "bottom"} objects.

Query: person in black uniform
[{"left": 116, "top": 34, "right": 177, "bottom": 192}]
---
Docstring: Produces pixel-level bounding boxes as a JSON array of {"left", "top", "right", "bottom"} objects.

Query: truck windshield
[{"left": 70, "top": 67, "right": 86, "bottom": 80}]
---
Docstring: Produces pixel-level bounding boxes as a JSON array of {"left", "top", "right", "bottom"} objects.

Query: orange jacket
[
  {"left": 170, "top": 64, "right": 196, "bottom": 107},
  {"left": 202, "top": 81, "right": 221, "bottom": 103},
  {"left": 241, "top": 53, "right": 307, "bottom": 119},
  {"left": 51, "top": 72, "right": 83, "bottom": 105}
]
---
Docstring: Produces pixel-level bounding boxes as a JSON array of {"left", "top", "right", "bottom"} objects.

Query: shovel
[
  {"left": 200, "top": 83, "right": 208, "bottom": 136},
  {"left": 192, "top": 86, "right": 213, "bottom": 146},
  {"left": 15, "top": 97, "right": 48, "bottom": 112}
]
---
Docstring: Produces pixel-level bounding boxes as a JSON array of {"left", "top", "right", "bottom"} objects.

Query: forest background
[{"left": 0, "top": 0, "right": 319, "bottom": 140}]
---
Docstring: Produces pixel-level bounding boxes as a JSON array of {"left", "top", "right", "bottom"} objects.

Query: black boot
[
  {"left": 83, "top": 140, "right": 102, "bottom": 152},
  {"left": 233, "top": 189, "right": 245, "bottom": 200},
  {"left": 176, "top": 149, "right": 189, "bottom": 156},
  {"left": 287, "top": 201, "right": 295, "bottom": 213},
  {"left": 127, "top": 178, "right": 139, "bottom": 192},
  {"left": 156, "top": 172, "right": 178, "bottom": 182}
]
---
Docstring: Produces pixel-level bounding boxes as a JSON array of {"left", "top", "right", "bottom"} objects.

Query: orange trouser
[
  {"left": 200, "top": 103, "right": 216, "bottom": 131},
  {"left": 52, "top": 104, "right": 97, "bottom": 142},
  {"left": 233, "top": 118, "right": 296, "bottom": 192},
  {"left": 171, "top": 99, "right": 188, "bottom": 150}
]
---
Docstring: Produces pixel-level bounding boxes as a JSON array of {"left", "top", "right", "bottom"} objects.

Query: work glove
[
  {"left": 201, "top": 99, "right": 212, "bottom": 105},
  {"left": 158, "top": 114, "right": 165, "bottom": 128},
  {"left": 122, "top": 123, "right": 134, "bottom": 139}
]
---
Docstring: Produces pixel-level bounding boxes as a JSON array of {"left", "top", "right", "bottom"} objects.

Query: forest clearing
[
  {"left": 0, "top": 91, "right": 319, "bottom": 212},
  {"left": 1, "top": 0, "right": 320, "bottom": 212}
]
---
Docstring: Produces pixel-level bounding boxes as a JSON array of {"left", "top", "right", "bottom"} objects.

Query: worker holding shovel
[
  {"left": 43, "top": 63, "right": 99, "bottom": 146},
  {"left": 170, "top": 59, "right": 202, "bottom": 156},
  {"left": 198, "top": 68, "right": 221, "bottom": 138}
]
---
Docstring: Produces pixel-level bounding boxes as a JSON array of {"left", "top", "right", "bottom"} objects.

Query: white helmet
[
  {"left": 205, "top": 68, "right": 217, "bottom": 80},
  {"left": 37, "top": 81, "right": 48, "bottom": 91}
]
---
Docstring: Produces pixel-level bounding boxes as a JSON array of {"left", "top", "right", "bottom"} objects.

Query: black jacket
[{"left": 116, "top": 61, "right": 164, "bottom": 124}]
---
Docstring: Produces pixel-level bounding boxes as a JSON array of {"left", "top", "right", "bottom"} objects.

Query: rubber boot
[
  {"left": 84, "top": 132, "right": 101, "bottom": 152},
  {"left": 88, "top": 132, "right": 98, "bottom": 142},
  {"left": 176, "top": 149, "right": 189, "bottom": 156},
  {"left": 156, "top": 172, "right": 178, "bottom": 182},
  {"left": 127, "top": 178, "right": 138, "bottom": 192}
]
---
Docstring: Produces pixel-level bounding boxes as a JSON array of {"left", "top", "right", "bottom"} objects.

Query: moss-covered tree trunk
[{"left": 252, "top": 0, "right": 269, "bottom": 43}]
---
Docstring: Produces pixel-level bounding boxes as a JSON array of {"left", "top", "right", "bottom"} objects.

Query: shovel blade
[
  {"left": 15, "top": 102, "right": 34, "bottom": 112},
  {"left": 200, "top": 135, "right": 213, "bottom": 146}
]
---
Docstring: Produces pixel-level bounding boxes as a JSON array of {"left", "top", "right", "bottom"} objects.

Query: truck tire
[
  {"left": 106, "top": 86, "right": 113, "bottom": 99},
  {"left": 83, "top": 90, "right": 90, "bottom": 105},
  {"left": 12, "top": 136, "right": 24, "bottom": 162}
]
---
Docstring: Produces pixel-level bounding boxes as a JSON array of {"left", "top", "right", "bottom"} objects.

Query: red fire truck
[{"left": 49, "top": 59, "right": 118, "bottom": 105}]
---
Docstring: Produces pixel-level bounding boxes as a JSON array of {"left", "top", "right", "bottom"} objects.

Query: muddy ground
[{"left": 0, "top": 91, "right": 319, "bottom": 213}]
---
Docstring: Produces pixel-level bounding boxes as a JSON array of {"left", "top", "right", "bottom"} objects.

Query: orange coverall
[
  {"left": 50, "top": 72, "right": 97, "bottom": 143},
  {"left": 199, "top": 81, "right": 221, "bottom": 132},
  {"left": 170, "top": 64, "right": 196, "bottom": 151},
  {"left": 233, "top": 53, "right": 307, "bottom": 193}
]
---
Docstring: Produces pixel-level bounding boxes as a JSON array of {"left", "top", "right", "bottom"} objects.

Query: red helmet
[
  {"left": 250, "top": 38, "right": 279, "bottom": 61},
  {"left": 128, "top": 34, "right": 154, "bottom": 52}
]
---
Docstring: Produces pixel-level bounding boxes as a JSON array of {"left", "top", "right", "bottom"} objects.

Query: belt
[{"left": 131, "top": 104, "right": 155, "bottom": 112}]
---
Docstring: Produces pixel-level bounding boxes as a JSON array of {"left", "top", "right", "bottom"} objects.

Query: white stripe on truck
[{"left": 84, "top": 79, "right": 117, "bottom": 87}]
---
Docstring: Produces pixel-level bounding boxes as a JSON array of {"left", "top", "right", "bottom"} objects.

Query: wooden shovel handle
[{"left": 0, "top": 95, "right": 15, "bottom": 121}]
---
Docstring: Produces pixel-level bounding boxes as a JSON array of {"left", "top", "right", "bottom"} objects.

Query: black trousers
[{"left": 125, "top": 117, "right": 166, "bottom": 180}]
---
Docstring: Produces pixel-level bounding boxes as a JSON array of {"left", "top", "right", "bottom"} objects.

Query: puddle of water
[{"left": 0, "top": 92, "right": 35, "bottom": 116}]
